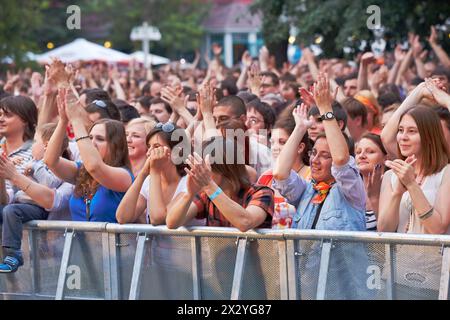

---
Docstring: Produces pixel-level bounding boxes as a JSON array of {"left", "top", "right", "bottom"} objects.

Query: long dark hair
[
  {"left": 202, "top": 137, "right": 250, "bottom": 194},
  {"left": 146, "top": 124, "right": 188, "bottom": 177},
  {"left": 74, "top": 119, "right": 130, "bottom": 197},
  {"left": 398, "top": 106, "right": 449, "bottom": 176}
]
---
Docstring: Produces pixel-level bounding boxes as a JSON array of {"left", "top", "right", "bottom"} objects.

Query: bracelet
[
  {"left": 23, "top": 181, "right": 32, "bottom": 192},
  {"left": 208, "top": 187, "right": 223, "bottom": 201},
  {"left": 418, "top": 207, "right": 434, "bottom": 220},
  {"left": 75, "top": 135, "right": 90, "bottom": 142}
]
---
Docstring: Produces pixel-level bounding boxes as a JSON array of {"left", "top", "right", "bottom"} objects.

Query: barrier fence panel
[{"left": 0, "top": 222, "right": 450, "bottom": 300}]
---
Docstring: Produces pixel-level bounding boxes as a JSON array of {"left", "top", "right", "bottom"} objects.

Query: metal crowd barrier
[{"left": 0, "top": 221, "right": 449, "bottom": 300}]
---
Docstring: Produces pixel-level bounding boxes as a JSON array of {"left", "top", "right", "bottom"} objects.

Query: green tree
[
  {"left": 0, "top": 0, "right": 48, "bottom": 65},
  {"left": 253, "top": 0, "right": 450, "bottom": 59}
]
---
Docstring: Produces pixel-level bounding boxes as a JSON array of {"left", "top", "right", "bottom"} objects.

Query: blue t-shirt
[{"left": 69, "top": 162, "right": 134, "bottom": 222}]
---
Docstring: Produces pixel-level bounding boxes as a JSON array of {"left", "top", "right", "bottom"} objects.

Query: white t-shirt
[
  {"left": 248, "top": 137, "right": 272, "bottom": 178},
  {"left": 140, "top": 175, "right": 205, "bottom": 226}
]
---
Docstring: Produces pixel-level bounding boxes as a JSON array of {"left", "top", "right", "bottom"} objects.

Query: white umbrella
[
  {"left": 129, "top": 51, "right": 170, "bottom": 65},
  {"left": 35, "top": 38, "right": 130, "bottom": 64}
]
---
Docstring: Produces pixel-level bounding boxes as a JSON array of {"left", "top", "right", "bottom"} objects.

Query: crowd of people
[{"left": 0, "top": 26, "right": 449, "bottom": 298}]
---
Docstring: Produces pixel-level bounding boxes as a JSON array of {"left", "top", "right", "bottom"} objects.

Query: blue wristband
[{"left": 208, "top": 187, "right": 223, "bottom": 201}]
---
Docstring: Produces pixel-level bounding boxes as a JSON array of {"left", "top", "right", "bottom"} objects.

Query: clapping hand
[
  {"left": 292, "top": 103, "right": 313, "bottom": 131},
  {"left": 312, "top": 73, "right": 336, "bottom": 113},
  {"left": 424, "top": 77, "right": 450, "bottom": 108},
  {"left": 161, "top": 86, "right": 186, "bottom": 114},
  {"left": 385, "top": 155, "right": 418, "bottom": 193},
  {"left": 364, "top": 164, "right": 384, "bottom": 200},
  {"left": 298, "top": 87, "right": 315, "bottom": 107},
  {"left": 0, "top": 155, "right": 18, "bottom": 181},
  {"left": 56, "top": 88, "right": 69, "bottom": 124},
  {"left": 247, "top": 64, "right": 261, "bottom": 96},
  {"left": 197, "top": 81, "right": 216, "bottom": 116},
  {"left": 47, "top": 58, "right": 71, "bottom": 89},
  {"left": 184, "top": 153, "right": 213, "bottom": 194},
  {"left": 241, "top": 50, "right": 253, "bottom": 68}
]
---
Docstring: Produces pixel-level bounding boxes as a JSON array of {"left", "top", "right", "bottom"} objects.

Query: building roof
[{"left": 203, "top": 0, "right": 261, "bottom": 33}]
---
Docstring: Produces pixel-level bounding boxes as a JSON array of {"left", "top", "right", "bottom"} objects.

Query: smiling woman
[
  {"left": 378, "top": 105, "right": 450, "bottom": 299},
  {"left": 125, "top": 118, "right": 155, "bottom": 176},
  {"left": 44, "top": 89, "right": 133, "bottom": 223}
]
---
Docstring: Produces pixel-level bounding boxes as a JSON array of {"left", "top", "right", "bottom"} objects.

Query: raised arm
[
  {"left": 43, "top": 90, "right": 78, "bottom": 184},
  {"left": 428, "top": 26, "right": 450, "bottom": 68},
  {"left": 395, "top": 48, "right": 413, "bottom": 86},
  {"left": 313, "top": 73, "right": 349, "bottom": 166},
  {"left": 198, "top": 83, "right": 221, "bottom": 140},
  {"left": 411, "top": 35, "right": 427, "bottom": 79},
  {"left": 64, "top": 90, "right": 132, "bottom": 192},
  {"left": 110, "top": 68, "right": 127, "bottom": 100},
  {"left": 161, "top": 86, "right": 194, "bottom": 125},
  {"left": 380, "top": 81, "right": 434, "bottom": 158},
  {"left": 236, "top": 51, "right": 252, "bottom": 90},
  {"left": 273, "top": 104, "right": 311, "bottom": 180},
  {"left": 302, "top": 47, "right": 319, "bottom": 81},
  {"left": 424, "top": 77, "right": 450, "bottom": 110},
  {"left": 387, "top": 45, "right": 404, "bottom": 84},
  {"left": 357, "top": 52, "right": 376, "bottom": 91}
]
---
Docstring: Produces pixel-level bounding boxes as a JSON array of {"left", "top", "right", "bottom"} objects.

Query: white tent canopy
[
  {"left": 129, "top": 51, "right": 170, "bottom": 65},
  {"left": 35, "top": 38, "right": 131, "bottom": 64}
]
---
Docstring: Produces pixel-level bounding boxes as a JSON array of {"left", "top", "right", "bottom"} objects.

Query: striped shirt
[
  {"left": 0, "top": 138, "right": 34, "bottom": 204},
  {"left": 365, "top": 210, "right": 377, "bottom": 231}
]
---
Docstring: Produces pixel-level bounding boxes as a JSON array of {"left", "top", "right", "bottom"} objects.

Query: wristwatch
[{"left": 319, "top": 112, "right": 335, "bottom": 121}]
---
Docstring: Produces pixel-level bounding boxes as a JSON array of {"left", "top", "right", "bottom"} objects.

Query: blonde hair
[{"left": 126, "top": 117, "right": 156, "bottom": 136}]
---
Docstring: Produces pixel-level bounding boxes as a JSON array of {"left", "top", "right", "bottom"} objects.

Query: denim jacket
[
  {"left": 273, "top": 157, "right": 373, "bottom": 299},
  {"left": 273, "top": 156, "right": 366, "bottom": 231}
]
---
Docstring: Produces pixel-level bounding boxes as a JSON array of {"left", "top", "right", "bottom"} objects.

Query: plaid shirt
[{"left": 194, "top": 184, "right": 274, "bottom": 228}]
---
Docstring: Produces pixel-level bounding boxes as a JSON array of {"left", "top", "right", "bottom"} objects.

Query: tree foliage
[
  {"left": 1, "top": 0, "right": 208, "bottom": 63},
  {"left": 253, "top": 0, "right": 450, "bottom": 58},
  {"left": 0, "top": 0, "right": 48, "bottom": 63}
]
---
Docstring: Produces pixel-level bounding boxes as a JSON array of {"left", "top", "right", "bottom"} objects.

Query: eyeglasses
[
  {"left": 248, "top": 117, "right": 263, "bottom": 125},
  {"left": 308, "top": 149, "right": 332, "bottom": 160},
  {"left": 92, "top": 100, "right": 107, "bottom": 108},
  {"left": 155, "top": 122, "right": 176, "bottom": 133}
]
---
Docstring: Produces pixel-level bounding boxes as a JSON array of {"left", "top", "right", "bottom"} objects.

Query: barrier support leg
[
  {"left": 55, "top": 230, "right": 75, "bottom": 300},
  {"left": 278, "top": 240, "right": 288, "bottom": 300},
  {"left": 385, "top": 244, "right": 396, "bottom": 300},
  {"left": 286, "top": 240, "right": 298, "bottom": 300},
  {"left": 439, "top": 246, "right": 450, "bottom": 300},
  {"left": 230, "top": 237, "right": 248, "bottom": 300},
  {"left": 129, "top": 233, "right": 147, "bottom": 300},
  {"left": 316, "top": 239, "right": 332, "bottom": 300},
  {"left": 191, "top": 236, "right": 202, "bottom": 300}
]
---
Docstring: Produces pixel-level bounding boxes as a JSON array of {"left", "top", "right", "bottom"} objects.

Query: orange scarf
[{"left": 311, "top": 179, "right": 335, "bottom": 204}]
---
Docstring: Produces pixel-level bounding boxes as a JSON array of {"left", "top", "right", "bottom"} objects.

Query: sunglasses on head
[
  {"left": 92, "top": 100, "right": 107, "bottom": 108},
  {"left": 155, "top": 122, "right": 176, "bottom": 133}
]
